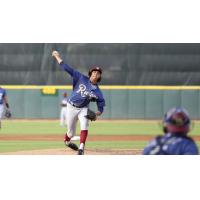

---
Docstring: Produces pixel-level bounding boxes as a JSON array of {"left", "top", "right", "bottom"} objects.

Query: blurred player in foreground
[
  {"left": 0, "top": 86, "right": 11, "bottom": 129},
  {"left": 52, "top": 51, "right": 105, "bottom": 155},
  {"left": 60, "top": 92, "right": 68, "bottom": 127},
  {"left": 143, "top": 107, "right": 199, "bottom": 155}
]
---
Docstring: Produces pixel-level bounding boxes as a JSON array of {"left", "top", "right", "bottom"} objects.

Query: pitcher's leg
[
  {"left": 65, "top": 114, "right": 78, "bottom": 141},
  {"left": 64, "top": 117, "right": 79, "bottom": 151},
  {"left": 78, "top": 108, "right": 89, "bottom": 155},
  {"left": 64, "top": 104, "right": 79, "bottom": 151}
]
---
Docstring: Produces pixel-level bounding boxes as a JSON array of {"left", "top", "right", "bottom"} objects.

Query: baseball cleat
[
  {"left": 77, "top": 149, "right": 84, "bottom": 155},
  {"left": 65, "top": 142, "right": 79, "bottom": 151}
]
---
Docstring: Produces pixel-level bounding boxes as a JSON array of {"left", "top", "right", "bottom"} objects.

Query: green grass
[
  {"left": 0, "top": 139, "right": 199, "bottom": 154},
  {"left": 0, "top": 120, "right": 65, "bottom": 135},
  {"left": 2, "top": 119, "right": 200, "bottom": 135},
  {"left": 0, "top": 141, "right": 63, "bottom": 153},
  {"left": 0, "top": 120, "right": 200, "bottom": 153},
  {"left": 0, "top": 140, "right": 148, "bottom": 153},
  {"left": 84, "top": 141, "right": 148, "bottom": 149}
]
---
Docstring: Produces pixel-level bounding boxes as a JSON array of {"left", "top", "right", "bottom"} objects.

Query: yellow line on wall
[
  {"left": 1, "top": 85, "right": 72, "bottom": 89},
  {"left": 100, "top": 85, "right": 200, "bottom": 90},
  {"left": 2, "top": 85, "right": 200, "bottom": 90}
]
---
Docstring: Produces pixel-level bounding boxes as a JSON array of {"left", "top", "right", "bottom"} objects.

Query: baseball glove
[
  {"left": 85, "top": 109, "right": 97, "bottom": 121},
  {"left": 5, "top": 109, "right": 12, "bottom": 118}
]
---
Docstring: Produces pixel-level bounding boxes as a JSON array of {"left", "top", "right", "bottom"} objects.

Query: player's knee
[{"left": 81, "top": 127, "right": 88, "bottom": 131}]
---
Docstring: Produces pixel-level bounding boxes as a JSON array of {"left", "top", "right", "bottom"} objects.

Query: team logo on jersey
[{"left": 76, "top": 84, "right": 98, "bottom": 99}]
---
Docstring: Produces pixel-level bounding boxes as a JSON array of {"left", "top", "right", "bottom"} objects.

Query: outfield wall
[{"left": 4, "top": 86, "right": 200, "bottom": 119}]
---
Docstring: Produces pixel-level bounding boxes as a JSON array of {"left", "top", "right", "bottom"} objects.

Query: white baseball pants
[{"left": 66, "top": 103, "right": 89, "bottom": 138}]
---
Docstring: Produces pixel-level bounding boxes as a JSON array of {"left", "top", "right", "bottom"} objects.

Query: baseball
[{"left": 52, "top": 50, "right": 59, "bottom": 57}]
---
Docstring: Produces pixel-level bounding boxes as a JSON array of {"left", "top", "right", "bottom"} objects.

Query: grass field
[
  {"left": 0, "top": 119, "right": 200, "bottom": 154},
  {"left": 0, "top": 119, "right": 165, "bottom": 135}
]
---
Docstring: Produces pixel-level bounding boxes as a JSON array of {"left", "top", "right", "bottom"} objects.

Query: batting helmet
[
  {"left": 88, "top": 66, "right": 102, "bottom": 82},
  {"left": 163, "top": 107, "right": 191, "bottom": 135}
]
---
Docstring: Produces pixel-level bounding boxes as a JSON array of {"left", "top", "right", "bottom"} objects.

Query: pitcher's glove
[
  {"left": 5, "top": 109, "right": 12, "bottom": 118},
  {"left": 85, "top": 109, "right": 97, "bottom": 121}
]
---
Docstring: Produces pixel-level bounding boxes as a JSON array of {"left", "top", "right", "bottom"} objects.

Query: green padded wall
[
  {"left": 24, "top": 90, "right": 41, "bottom": 118},
  {"left": 5, "top": 89, "right": 200, "bottom": 119},
  {"left": 145, "top": 90, "right": 163, "bottom": 119},
  {"left": 128, "top": 90, "right": 145, "bottom": 119},
  {"left": 181, "top": 90, "right": 199, "bottom": 119},
  {"left": 7, "top": 90, "right": 25, "bottom": 118},
  {"left": 110, "top": 90, "right": 129, "bottom": 119},
  {"left": 163, "top": 90, "right": 181, "bottom": 114}
]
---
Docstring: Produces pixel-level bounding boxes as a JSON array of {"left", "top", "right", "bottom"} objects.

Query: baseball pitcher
[{"left": 52, "top": 51, "right": 105, "bottom": 155}]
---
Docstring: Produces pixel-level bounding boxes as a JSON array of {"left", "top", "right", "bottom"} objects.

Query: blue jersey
[
  {"left": 60, "top": 62, "right": 105, "bottom": 113},
  {"left": 0, "top": 87, "right": 6, "bottom": 104},
  {"left": 143, "top": 133, "right": 199, "bottom": 155}
]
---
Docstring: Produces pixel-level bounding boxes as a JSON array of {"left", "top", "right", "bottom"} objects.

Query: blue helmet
[{"left": 163, "top": 107, "right": 191, "bottom": 135}]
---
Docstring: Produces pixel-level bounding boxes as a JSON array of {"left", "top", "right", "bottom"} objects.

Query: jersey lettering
[{"left": 76, "top": 84, "right": 98, "bottom": 99}]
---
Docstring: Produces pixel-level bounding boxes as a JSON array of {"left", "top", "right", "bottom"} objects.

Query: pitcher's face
[{"left": 90, "top": 71, "right": 101, "bottom": 84}]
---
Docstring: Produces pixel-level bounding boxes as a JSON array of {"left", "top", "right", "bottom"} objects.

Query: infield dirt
[{"left": 0, "top": 134, "right": 150, "bottom": 155}]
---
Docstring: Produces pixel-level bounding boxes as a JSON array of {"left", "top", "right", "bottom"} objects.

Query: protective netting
[{"left": 1, "top": 43, "right": 200, "bottom": 85}]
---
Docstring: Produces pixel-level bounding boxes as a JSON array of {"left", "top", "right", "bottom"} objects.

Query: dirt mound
[{"left": 0, "top": 148, "right": 142, "bottom": 155}]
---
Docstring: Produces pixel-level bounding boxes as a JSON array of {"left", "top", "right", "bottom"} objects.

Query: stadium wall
[{"left": 5, "top": 86, "right": 200, "bottom": 119}]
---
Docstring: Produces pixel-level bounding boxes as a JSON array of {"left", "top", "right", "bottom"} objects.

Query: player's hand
[
  {"left": 96, "top": 111, "right": 102, "bottom": 116},
  {"left": 52, "top": 50, "right": 63, "bottom": 64},
  {"left": 52, "top": 50, "right": 60, "bottom": 58}
]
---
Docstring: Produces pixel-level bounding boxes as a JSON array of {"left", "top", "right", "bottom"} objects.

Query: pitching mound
[{"left": 0, "top": 148, "right": 142, "bottom": 155}]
